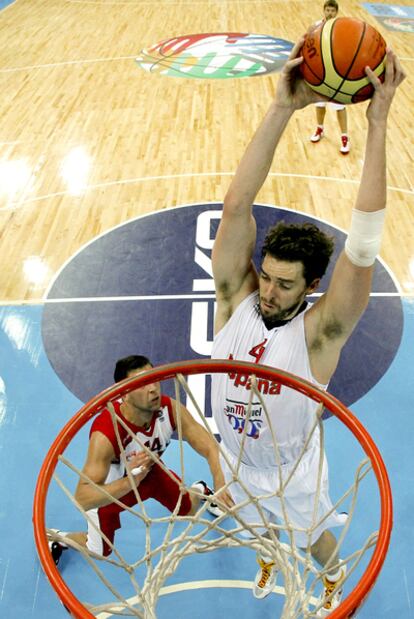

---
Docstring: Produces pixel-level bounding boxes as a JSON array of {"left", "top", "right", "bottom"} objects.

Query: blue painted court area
[
  {"left": 363, "top": 3, "right": 414, "bottom": 18},
  {"left": 0, "top": 297, "right": 413, "bottom": 618},
  {"left": 0, "top": 0, "right": 15, "bottom": 10}
]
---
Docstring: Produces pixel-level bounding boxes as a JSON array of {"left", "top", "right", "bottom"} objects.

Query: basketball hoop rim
[{"left": 33, "top": 359, "right": 392, "bottom": 619}]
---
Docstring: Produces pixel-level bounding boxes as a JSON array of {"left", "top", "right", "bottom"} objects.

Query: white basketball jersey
[{"left": 211, "top": 291, "right": 327, "bottom": 467}]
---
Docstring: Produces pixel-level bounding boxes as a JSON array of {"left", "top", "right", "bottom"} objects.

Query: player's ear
[{"left": 307, "top": 278, "right": 320, "bottom": 294}]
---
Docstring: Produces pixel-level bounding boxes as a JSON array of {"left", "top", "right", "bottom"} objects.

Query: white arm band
[{"left": 344, "top": 208, "right": 386, "bottom": 267}]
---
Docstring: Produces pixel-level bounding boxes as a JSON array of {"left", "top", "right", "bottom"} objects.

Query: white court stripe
[
  {"left": 70, "top": 0, "right": 305, "bottom": 5},
  {"left": 1, "top": 54, "right": 412, "bottom": 75},
  {"left": 95, "top": 578, "right": 319, "bottom": 619},
  {"left": 0, "top": 55, "right": 136, "bottom": 73},
  {"left": 1, "top": 171, "right": 413, "bottom": 212},
  {"left": 0, "top": 291, "right": 406, "bottom": 307}
]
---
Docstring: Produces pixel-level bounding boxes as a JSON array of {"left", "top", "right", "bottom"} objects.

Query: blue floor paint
[
  {"left": 0, "top": 299, "right": 413, "bottom": 617},
  {"left": 0, "top": 0, "right": 15, "bottom": 10}
]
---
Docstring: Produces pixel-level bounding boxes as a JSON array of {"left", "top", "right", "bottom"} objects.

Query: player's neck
[
  {"left": 120, "top": 401, "right": 153, "bottom": 429},
  {"left": 260, "top": 300, "right": 308, "bottom": 330}
]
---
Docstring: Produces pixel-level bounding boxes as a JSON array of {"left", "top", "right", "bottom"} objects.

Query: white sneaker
[
  {"left": 340, "top": 135, "right": 350, "bottom": 154},
  {"left": 310, "top": 126, "right": 324, "bottom": 142},
  {"left": 191, "top": 480, "right": 225, "bottom": 518},
  {"left": 317, "top": 566, "right": 347, "bottom": 617},
  {"left": 253, "top": 555, "right": 278, "bottom": 599},
  {"left": 253, "top": 542, "right": 291, "bottom": 599}
]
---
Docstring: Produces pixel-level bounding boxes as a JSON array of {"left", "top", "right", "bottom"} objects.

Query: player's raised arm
[
  {"left": 212, "top": 37, "right": 322, "bottom": 333},
  {"left": 306, "top": 50, "right": 406, "bottom": 383}
]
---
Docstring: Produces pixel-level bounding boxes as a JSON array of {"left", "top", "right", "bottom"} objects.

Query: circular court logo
[
  {"left": 136, "top": 33, "right": 293, "bottom": 79},
  {"left": 42, "top": 204, "right": 403, "bottom": 421}
]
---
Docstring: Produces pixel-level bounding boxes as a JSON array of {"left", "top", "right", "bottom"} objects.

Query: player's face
[
  {"left": 324, "top": 5, "right": 338, "bottom": 20},
  {"left": 259, "top": 254, "right": 316, "bottom": 323},
  {"left": 124, "top": 365, "right": 161, "bottom": 415}
]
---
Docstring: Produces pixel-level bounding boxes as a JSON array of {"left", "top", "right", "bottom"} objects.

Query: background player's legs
[
  {"left": 336, "top": 107, "right": 348, "bottom": 135},
  {"left": 311, "top": 103, "right": 327, "bottom": 142},
  {"left": 336, "top": 106, "right": 351, "bottom": 154},
  {"left": 316, "top": 105, "right": 327, "bottom": 126}
]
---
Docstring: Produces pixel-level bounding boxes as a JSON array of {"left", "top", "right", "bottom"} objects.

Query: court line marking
[
  {"left": 403, "top": 569, "right": 412, "bottom": 611},
  {"left": 0, "top": 172, "right": 413, "bottom": 213},
  {"left": 95, "top": 578, "right": 319, "bottom": 619},
  {"left": 69, "top": 0, "right": 314, "bottom": 5},
  {"left": 0, "top": 558, "right": 10, "bottom": 602},
  {"left": 1, "top": 53, "right": 412, "bottom": 74},
  {"left": 0, "top": 200, "right": 406, "bottom": 303},
  {"left": 0, "top": 291, "right": 405, "bottom": 307},
  {"left": 38, "top": 201, "right": 402, "bottom": 300},
  {"left": 0, "top": 0, "right": 17, "bottom": 12},
  {"left": 39, "top": 201, "right": 403, "bottom": 300},
  {"left": 0, "top": 55, "right": 136, "bottom": 73}
]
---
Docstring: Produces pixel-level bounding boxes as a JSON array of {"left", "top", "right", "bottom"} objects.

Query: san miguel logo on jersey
[
  {"left": 224, "top": 398, "right": 263, "bottom": 439},
  {"left": 227, "top": 348, "right": 282, "bottom": 396}
]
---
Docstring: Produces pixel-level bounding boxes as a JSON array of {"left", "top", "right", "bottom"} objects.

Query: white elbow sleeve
[{"left": 344, "top": 208, "right": 386, "bottom": 267}]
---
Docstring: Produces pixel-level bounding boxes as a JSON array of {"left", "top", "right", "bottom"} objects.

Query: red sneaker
[
  {"left": 310, "top": 126, "right": 324, "bottom": 142},
  {"left": 340, "top": 135, "right": 350, "bottom": 154}
]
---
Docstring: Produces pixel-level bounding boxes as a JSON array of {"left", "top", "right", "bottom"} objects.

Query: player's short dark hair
[
  {"left": 261, "top": 221, "right": 335, "bottom": 285},
  {"left": 113, "top": 355, "right": 152, "bottom": 383},
  {"left": 324, "top": 0, "right": 338, "bottom": 10}
]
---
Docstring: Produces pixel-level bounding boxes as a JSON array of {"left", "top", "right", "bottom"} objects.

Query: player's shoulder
[
  {"left": 90, "top": 401, "right": 120, "bottom": 436},
  {"left": 157, "top": 395, "right": 174, "bottom": 423},
  {"left": 159, "top": 395, "right": 177, "bottom": 431},
  {"left": 91, "top": 406, "right": 111, "bottom": 431},
  {"left": 160, "top": 394, "right": 171, "bottom": 408}
]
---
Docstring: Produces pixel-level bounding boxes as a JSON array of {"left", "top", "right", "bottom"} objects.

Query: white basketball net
[{"left": 48, "top": 369, "right": 380, "bottom": 618}]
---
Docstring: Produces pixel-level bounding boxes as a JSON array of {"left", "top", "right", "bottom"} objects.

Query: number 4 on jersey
[{"left": 248, "top": 338, "right": 268, "bottom": 364}]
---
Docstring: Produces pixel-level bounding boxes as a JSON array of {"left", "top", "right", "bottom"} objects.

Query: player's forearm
[
  {"left": 224, "top": 103, "right": 293, "bottom": 212},
  {"left": 75, "top": 476, "right": 138, "bottom": 511},
  {"left": 354, "top": 119, "right": 387, "bottom": 214},
  {"left": 204, "top": 443, "right": 222, "bottom": 480}
]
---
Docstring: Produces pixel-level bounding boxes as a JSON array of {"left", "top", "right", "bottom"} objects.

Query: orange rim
[{"left": 33, "top": 359, "right": 392, "bottom": 618}]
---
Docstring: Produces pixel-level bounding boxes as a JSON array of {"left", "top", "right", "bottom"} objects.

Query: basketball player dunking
[{"left": 211, "top": 37, "right": 405, "bottom": 616}]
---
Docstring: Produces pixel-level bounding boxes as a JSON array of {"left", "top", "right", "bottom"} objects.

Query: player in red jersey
[{"left": 49, "top": 355, "right": 232, "bottom": 562}]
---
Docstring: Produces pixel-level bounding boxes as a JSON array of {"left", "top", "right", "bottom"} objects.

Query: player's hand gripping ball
[{"left": 300, "top": 17, "right": 386, "bottom": 104}]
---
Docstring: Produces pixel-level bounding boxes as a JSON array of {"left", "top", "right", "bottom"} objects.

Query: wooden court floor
[{"left": 0, "top": 0, "right": 413, "bottom": 303}]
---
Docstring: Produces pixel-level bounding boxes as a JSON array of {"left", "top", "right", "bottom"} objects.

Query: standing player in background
[
  {"left": 309, "top": 0, "right": 351, "bottom": 154},
  {"left": 211, "top": 31, "right": 404, "bottom": 616},
  {"left": 49, "top": 355, "right": 233, "bottom": 563}
]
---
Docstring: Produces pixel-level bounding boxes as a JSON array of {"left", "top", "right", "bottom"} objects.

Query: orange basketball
[{"left": 300, "top": 17, "right": 386, "bottom": 104}]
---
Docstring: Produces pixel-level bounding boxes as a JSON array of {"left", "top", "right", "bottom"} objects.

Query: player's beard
[{"left": 259, "top": 296, "right": 306, "bottom": 329}]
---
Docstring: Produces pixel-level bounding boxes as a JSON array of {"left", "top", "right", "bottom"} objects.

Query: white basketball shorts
[
  {"left": 315, "top": 101, "right": 346, "bottom": 111},
  {"left": 220, "top": 444, "right": 346, "bottom": 547}
]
